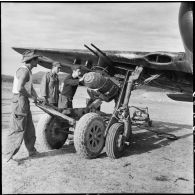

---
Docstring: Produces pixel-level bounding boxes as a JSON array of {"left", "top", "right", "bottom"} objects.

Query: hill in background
[
  {"left": 2, "top": 71, "right": 68, "bottom": 84},
  {"left": 2, "top": 72, "right": 162, "bottom": 92},
  {"left": 2, "top": 74, "right": 14, "bottom": 83},
  {"left": 32, "top": 71, "right": 68, "bottom": 83}
]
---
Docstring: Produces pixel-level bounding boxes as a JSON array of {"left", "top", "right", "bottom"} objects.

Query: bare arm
[
  {"left": 17, "top": 68, "right": 32, "bottom": 98},
  {"left": 40, "top": 73, "right": 48, "bottom": 98},
  {"left": 31, "top": 85, "right": 38, "bottom": 99},
  {"left": 59, "top": 82, "right": 64, "bottom": 93}
]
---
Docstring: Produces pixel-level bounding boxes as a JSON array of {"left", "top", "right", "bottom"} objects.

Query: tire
[
  {"left": 36, "top": 114, "right": 68, "bottom": 151},
  {"left": 74, "top": 113, "right": 105, "bottom": 159},
  {"left": 105, "top": 123, "right": 125, "bottom": 159}
]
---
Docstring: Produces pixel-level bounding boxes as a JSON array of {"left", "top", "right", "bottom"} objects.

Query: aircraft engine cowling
[{"left": 83, "top": 72, "right": 120, "bottom": 102}]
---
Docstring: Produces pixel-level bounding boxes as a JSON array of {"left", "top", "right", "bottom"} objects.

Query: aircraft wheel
[
  {"left": 36, "top": 114, "right": 68, "bottom": 151},
  {"left": 105, "top": 123, "right": 126, "bottom": 159},
  {"left": 74, "top": 113, "right": 105, "bottom": 159}
]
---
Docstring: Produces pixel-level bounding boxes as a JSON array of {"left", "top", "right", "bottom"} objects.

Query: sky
[{"left": 1, "top": 2, "right": 184, "bottom": 76}]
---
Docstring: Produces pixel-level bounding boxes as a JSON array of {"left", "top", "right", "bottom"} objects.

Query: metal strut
[{"left": 105, "top": 66, "right": 143, "bottom": 143}]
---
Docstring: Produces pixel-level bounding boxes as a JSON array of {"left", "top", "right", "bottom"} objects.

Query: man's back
[{"left": 61, "top": 74, "right": 79, "bottom": 100}]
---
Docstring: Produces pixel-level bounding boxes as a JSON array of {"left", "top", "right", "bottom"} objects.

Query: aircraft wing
[
  {"left": 12, "top": 46, "right": 191, "bottom": 72},
  {"left": 12, "top": 46, "right": 193, "bottom": 95}
]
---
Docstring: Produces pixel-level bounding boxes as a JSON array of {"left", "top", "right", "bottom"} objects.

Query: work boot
[{"left": 28, "top": 148, "right": 39, "bottom": 157}]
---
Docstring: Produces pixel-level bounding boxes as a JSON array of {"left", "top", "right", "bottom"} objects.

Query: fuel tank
[{"left": 83, "top": 72, "right": 120, "bottom": 102}]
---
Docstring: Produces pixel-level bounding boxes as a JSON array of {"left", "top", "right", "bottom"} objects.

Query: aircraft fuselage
[{"left": 179, "top": 2, "right": 193, "bottom": 73}]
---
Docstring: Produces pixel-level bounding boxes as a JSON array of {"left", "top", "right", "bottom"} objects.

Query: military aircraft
[
  {"left": 12, "top": 2, "right": 193, "bottom": 159},
  {"left": 12, "top": 3, "right": 193, "bottom": 98}
]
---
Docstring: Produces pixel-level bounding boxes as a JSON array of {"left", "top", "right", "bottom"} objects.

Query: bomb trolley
[
  {"left": 36, "top": 44, "right": 177, "bottom": 159},
  {"left": 36, "top": 65, "right": 150, "bottom": 159}
]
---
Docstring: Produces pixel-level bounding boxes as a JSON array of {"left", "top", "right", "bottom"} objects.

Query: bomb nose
[
  {"left": 83, "top": 72, "right": 106, "bottom": 89},
  {"left": 84, "top": 72, "right": 95, "bottom": 83}
]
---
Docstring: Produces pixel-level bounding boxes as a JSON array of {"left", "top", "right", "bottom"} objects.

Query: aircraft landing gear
[{"left": 105, "top": 66, "right": 143, "bottom": 159}]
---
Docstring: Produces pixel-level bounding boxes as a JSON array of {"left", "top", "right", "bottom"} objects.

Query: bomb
[{"left": 83, "top": 72, "right": 120, "bottom": 102}]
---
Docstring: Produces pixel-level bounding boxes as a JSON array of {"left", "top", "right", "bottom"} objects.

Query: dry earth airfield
[{"left": 1, "top": 79, "right": 194, "bottom": 193}]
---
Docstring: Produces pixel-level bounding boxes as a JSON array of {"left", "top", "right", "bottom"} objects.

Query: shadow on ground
[
  {"left": 99, "top": 120, "right": 192, "bottom": 158},
  {"left": 124, "top": 120, "right": 192, "bottom": 156},
  {"left": 14, "top": 120, "right": 192, "bottom": 163},
  {"left": 13, "top": 144, "right": 76, "bottom": 165}
]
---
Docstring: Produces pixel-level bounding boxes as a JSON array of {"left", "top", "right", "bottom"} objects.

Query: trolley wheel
[
  {"left": 74, "top": 113, "right": 105, "bottom": 159},
  {"left": 105, "top": 123, "right": 126, "bottom": 159},
  {"left": 36, "top": 114, "right": 68, "bottom": 151}
]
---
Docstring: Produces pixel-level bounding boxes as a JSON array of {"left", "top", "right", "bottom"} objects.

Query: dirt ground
[{"left": 2, "top": 81, "right": 194, "bottom": 193}]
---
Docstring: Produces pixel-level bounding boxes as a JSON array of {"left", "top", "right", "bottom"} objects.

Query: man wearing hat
[
  {"left": 6, "top": 50, "right": 40, "bottom": 162},
  {"left": 40, "top": 61, "right": 62, "bottom": 107}
]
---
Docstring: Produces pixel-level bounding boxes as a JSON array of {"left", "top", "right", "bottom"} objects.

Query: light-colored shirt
[{"left": 12, "top": 65, "right": 32, "bottom": 95}]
